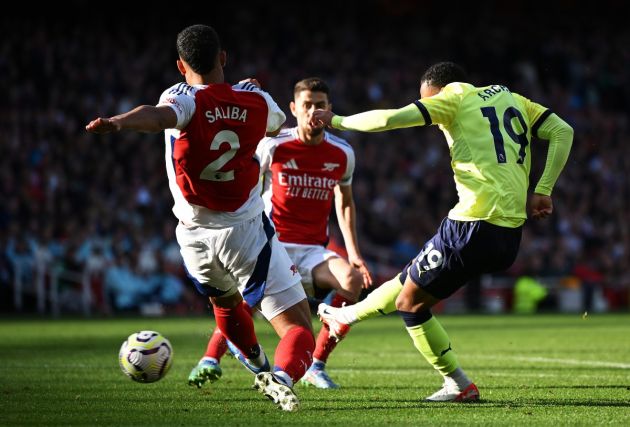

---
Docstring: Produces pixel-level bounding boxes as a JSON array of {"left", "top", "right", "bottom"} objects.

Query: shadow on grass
[
  {"left": 466, "top": 365, "right": 630, "bottom": 371},
  {"left": 489, "top": 384, "right": 630, "bottom": 390},
  {"left": 305, "top": 398, "right": 630, "bottom": 411},
  {"left": 345, "top": 384, "right": 630, "bottom": 392},
  {"left": 458, "top": 399, "right": 630, "bottom": 408}
]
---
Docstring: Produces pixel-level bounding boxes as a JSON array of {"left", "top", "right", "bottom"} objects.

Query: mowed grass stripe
[{"left": 1, "top": 314, "right": 629, "bottom": 425}]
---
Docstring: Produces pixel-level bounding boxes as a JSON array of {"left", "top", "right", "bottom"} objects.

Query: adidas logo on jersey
[{"left": 282, "top": 159, "right": 299, "bottom": 169}]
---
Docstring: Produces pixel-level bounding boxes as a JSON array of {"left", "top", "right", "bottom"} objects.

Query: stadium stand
[{"left": 1, "top": 2, "right": 628, "bottom": 315}]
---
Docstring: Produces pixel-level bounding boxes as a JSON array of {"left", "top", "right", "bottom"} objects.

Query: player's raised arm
[
  {"left": 311, "top": 103, "right": 427, "bottom": 132},
  {"left": 86, "top": 105, "right": 177, "bottom": 134}
]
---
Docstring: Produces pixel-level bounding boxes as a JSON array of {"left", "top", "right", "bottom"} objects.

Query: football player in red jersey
[
  {"left": 86, "top": 24, "right": 313, "bottom": 412},
  {"left": 189, "top": 78, "right": 373, "bottom": 389}
]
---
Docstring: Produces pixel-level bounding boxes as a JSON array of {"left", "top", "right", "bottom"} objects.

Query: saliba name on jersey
[{"left": 205, "top": 105, "right": 248, "bottom": 123}]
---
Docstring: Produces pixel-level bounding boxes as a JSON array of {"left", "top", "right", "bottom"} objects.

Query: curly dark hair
[
  {"left": 176, "top": 24, "right": 221, "bottom": 75},
  {"left": 421, "top": 62, "right": 468, "bottom": 87}
]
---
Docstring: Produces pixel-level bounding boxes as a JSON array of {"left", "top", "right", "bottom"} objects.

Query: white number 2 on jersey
[{"left": 200, "top": 130, "right": 240, "bottom": 182}]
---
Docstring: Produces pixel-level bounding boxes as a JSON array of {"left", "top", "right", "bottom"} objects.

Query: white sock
[
  {"left": 337, "top": 305, "right": 359, "bottom": 325},
  {"left": 445, "top": 367, "right": 472, "bottom": 390},
  {"left": 200, "top": 356, "right": 219, "bottom": 364}
]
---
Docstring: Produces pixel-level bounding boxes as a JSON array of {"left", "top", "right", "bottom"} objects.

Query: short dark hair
[
  {"left": 421, "top": 62, "right": 467, "bottom": 88},
  {"left": 293, "top": 77, "right": 330, "bottom": 98},
  {"left": 176, "top": 25, "right": 221, "bottom": 75}
]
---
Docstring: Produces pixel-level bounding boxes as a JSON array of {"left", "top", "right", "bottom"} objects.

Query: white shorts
[
  {"left": 176, "top": 213, "right": 305, "bottom": 320},
  {"left": 281, "top": 242, "right": 339, "bottom": 296}
]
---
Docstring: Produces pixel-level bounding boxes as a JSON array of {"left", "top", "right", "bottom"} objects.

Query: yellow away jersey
[{"left": 418, "top": 83, "right": 549, "bottom": 227}]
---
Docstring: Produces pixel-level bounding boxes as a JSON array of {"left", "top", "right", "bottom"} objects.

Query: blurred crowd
[{"left": 1, "top": 2, "right": 628, "bottom": 314}]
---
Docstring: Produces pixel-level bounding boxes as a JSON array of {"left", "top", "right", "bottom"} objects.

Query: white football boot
[
  {"left": 317, "top": 303, "right": 351, "bottom": 343},
  {"left": 425, "top": 381, "right": 479, "bottom": 402},
  {"left": 254, "top": 372, "right": 300, "bottom": 412}
]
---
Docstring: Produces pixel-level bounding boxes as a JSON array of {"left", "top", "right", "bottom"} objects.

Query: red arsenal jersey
[
  {"left": 158, "top": 82, "right": 285, "bottom": 227},
  {"left": 257, "top": 128, "right": 355, "bottom": 245}
]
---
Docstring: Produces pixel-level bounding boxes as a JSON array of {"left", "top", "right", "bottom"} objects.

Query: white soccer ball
[{"left": 118, "top": 330, "right": 173, "bottom": 383}]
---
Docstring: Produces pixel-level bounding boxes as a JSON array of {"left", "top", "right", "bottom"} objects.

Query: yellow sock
[
  {"left": 406, "top": 316, "right": 458, "bottom": 376},
  {"left": 353, "top": 275, "right": 403, "bottom": 321}
]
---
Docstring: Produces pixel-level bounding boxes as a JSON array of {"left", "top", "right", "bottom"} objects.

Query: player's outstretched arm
[
  {"left": 85, "top": 117, "right": 121, "bottom": 133},
  {"left": 86, "top": 105, "right": 177, "bottom": 134},
  {"left": 312, "top": 103, "right": 426, "bottom": 132}
]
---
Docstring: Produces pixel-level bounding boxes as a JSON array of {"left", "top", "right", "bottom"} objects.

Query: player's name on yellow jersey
[{"left": 477, "top": 84, "right": 510, "bottom": 101}]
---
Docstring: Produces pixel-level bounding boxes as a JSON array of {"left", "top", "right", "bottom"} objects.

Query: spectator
[{"left": 1, "top": 2, "right": 628, "bottom": 312}]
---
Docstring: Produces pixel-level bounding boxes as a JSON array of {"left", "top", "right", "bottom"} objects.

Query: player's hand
[
  {"left": 239, "top": 78, "right": 261, "bottom": 88},
  {"left": 85, "top": 117, "right": 121, "bottom": 134},
  {"left": 350, "top": 256, "right": 374, "bottom": 288},
  {"left": 529, "top": 193, "right": 553, "bottom": 220},
  {"left": 311, "top": 109, "right": 334, "bottom": 128}
]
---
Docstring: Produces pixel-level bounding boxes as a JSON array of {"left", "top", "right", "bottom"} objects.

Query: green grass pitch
[{"left": 1, "top": 314, "right": 629, "bottom": 425}]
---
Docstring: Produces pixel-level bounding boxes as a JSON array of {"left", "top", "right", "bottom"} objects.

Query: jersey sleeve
[
  {"left": 255, "top": 137, "right": 275, "bottom": 173},
  {"left": 340, "top": 146, "right": 355, "bottom": 186},
  {"left": 512, "top": 92, "right": 574, "bottom": 195},
  {"left": 415, "top": 82, "right": 464, "bottom": 127},
  {"left": 332, "top": 103, "right": 426, "bottom": 131},
  {"left": 531, "top": 112, "right": 574, "bottom": 195},
  {"left": 331, "top": 82, "right": 463, "bottom": 132},
  {"left": 233, "top": 82, "right": 286, "bottom": 132},
  {"left": 512, "top": 93, "right": 549, "bottom": 129},
  {"left": 157, "top": 83, "right": 196, "bottom": 130}
]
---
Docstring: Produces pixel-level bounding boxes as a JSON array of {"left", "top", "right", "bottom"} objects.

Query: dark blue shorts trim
[
  {"left": 185, "top": 213, "right": 276, "bottom": 305},
  {"left": 184, "top": 264, "right": 228, "bottom": 298},
  {"left": 242, "top": 212, "right": 275, "bottom": 307},
  {"left": 399, "top": 218, "right": 522, "bottom": 299}
]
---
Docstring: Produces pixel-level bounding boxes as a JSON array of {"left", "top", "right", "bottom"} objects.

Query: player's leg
[
  {"left": 253, "top": 287, "right": 314, "bottom": 412},
  {"left": 395, "top": 219, "right": 482, "bottom": 402},
  {"left": 298, "top": 255, "right": 360, "bottom": 388},
  {"left": 247, "top": 230, "right": 315, "bottom": 411},
  {"left": 205, "top": 302, "right": 254, "bottom": 365},
  {"left": 210, "top": 292, "right": 270, "bottom": 373},
  {"left": 188, "top": 302, "right": 253, "bottom": 387},
  {"left": 267, "top": 297, "right": 315, "bottom": 387},
  {"left": 187, "top": 328, "right": 225, "bottom": 387},
  {"left": 313, "top": 256, "right": 363, "bottom": 302},
  {"left": 396, "top": 278, "right": 478, "bottom": 402},
  {"left": 177, "top": 220, "right": 270, "bottom": 380},
  {"left": 205, "top": 328, "right": 229, "bottom": 362},
  {"left": 318, "top": 273, "right": 403, "bottom": 336}
]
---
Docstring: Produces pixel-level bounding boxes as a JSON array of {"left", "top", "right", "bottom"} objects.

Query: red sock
[
  {"left": 204, "top": 303, "right": 252, "bottom": 361},
  {"left": 213, "top": 301, "right": 258, "bottom": 359},
  {"left": 313, "top": 294, "right": 354, "bottom": 362},
  {"left": 273, "top": 326, "right": 315, "bottom": 383},
  {"left": 204, "top": 328, "right": 228, "bottom": 361}
]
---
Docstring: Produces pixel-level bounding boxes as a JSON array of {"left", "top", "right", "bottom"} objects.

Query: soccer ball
[{"left": 118, "top": 331, "right": 173, "bottom": 383}]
